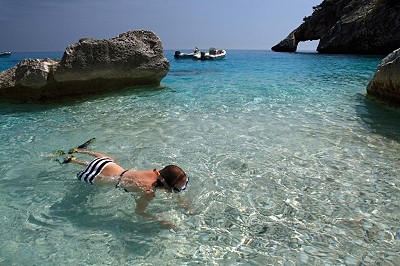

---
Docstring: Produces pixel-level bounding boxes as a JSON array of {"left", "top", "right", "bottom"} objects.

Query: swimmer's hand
[
  {"left": 159, "top": 219, "right": 180, "bottom": 232},
  {"left": 177, "top": 195, "right": 200, "bottom": 216},
  {"left": 137, "top": 211, "right": 179, "bottom": 231}
]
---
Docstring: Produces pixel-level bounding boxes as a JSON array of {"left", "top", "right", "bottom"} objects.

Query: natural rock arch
[{"left": 272, "top": 0, "right": 400, "bottom": 55}]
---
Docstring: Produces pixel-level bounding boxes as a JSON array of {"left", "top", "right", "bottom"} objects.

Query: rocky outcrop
[
  {"left": 0, "top": 30, "right": 169, "bottom": 101},
  {"left": 367, "top": 48, "right": 400, "bottom": 107},
  {"left": 272, "top": 0, "right": 400, "bottom": 55}
]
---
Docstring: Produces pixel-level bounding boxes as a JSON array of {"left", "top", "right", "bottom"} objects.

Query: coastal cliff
[
  {"left": 272, "top": 0, "right": 400, "bottom": 55},
  {"left": 0, "top": 30, "right": 169, "bottom": 102}
]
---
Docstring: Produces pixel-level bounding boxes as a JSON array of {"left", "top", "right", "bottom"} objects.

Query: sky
[{"left": 0, "top": 0, "right": 322, "bottom": 52}]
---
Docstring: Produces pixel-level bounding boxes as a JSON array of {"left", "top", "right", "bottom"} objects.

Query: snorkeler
[{"left": 63, "top": 148, "right": 188, "bottom": 226}]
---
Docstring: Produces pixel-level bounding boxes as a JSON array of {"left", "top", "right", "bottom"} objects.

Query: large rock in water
[
  {"left": 367, "top": 48, "right": 400, "bottom": 107},
  {"left": 0, "top": 30, "right": 169, "bottom": 101},
  {"left": 272, "top": 0, "right": 400, "bottom": 54}
]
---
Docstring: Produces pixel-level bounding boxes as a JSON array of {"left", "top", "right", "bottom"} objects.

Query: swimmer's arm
[
  {"left": 135, "top": 192, "right": 179, "bottom": 231},
  {"left": 72, "top": 149, "right": 115, "bottom": 161},
  {"left": 135, "top": 191, "right": 155, "bottom": 215}
]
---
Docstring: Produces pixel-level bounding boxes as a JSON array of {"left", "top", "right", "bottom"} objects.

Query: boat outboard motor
[
  {"left": 174, "top": 51, "right": 181, "bottom": 58},
  {"left": 200, "top": 52, "right": 206, "bottom": 60}
]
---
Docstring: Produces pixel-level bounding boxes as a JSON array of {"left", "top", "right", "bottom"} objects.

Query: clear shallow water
[{"left": 1, "top": 50, "right": 400, "bottom": 265}]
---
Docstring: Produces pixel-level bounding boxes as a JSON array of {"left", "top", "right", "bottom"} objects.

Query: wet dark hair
[{"left": 156, "top": 165, "right": 186, "bottom": 188}]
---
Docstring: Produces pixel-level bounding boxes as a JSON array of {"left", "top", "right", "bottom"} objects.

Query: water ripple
[{"left": 0, "top": 51, "right": 399, "bottom": 265}]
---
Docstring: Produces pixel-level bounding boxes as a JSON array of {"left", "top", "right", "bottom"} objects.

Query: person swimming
[{"left": 64, "top": 148, "right": 189, "bottom": 228}]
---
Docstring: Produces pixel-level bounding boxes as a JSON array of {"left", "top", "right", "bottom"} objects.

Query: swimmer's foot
[
  {"left": 59, "top": 155, "right": 76, "bottom": 164},
  {"left": 77, "top": 138, "right": 96, "bottom": 149},
  {"left": 68, "top": 148, "right": 78, "bottom": 154},
  {"left": 68, "top": 138, "right": 96, "bottom": 154}
]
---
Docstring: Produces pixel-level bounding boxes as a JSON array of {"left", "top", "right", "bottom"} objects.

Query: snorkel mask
[{"left": 156, "top": 172, "right": 189, "bottom": 193}]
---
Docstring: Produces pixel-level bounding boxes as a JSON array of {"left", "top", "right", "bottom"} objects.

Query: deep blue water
[{"left": 0, "top": 50, "right": 399, "bottom": 265}]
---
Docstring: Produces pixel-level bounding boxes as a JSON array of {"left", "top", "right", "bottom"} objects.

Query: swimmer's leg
[
  {"left": 60, "top": 156, "right": 88, "bottom": 166},
  {"left": 70, "top": 157, "right": 88, "bottom": 166}
]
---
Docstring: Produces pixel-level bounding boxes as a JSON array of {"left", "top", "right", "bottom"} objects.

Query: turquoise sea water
[{"left": 0, "top": 50, "right": 399, "bottom": 265}]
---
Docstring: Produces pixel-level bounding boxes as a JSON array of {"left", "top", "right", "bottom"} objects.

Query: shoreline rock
[
  {"left": 367, "top": 48, "right": 400, "bottom": 107},
  {"left": 272, "top": 0, "right": 400, "bottom": 55},
  {"left": 0, "top": 30, "right": 169, "bottom": 102}
]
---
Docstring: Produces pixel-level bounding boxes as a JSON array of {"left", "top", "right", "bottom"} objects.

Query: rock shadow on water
[
  {"left": 0, "top": 84, "right": 165, "bottom": 114},
  {"left": 356, "top": 94, "right": 400, "bottom": 142}
]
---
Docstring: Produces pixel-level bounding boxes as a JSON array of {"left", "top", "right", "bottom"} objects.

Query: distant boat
[
  {"left": 193, "top": 47, "right": 226, "bottom": 60},
  {"left": 0, "top": 51, "right": 11, "bottom": 57},
  {"left": 174, "top": 47, "right": 200, "bottom": 59}
]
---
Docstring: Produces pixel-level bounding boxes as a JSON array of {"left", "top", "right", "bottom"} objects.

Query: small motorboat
[
  {"left": 0, "top": 51, "right": 11, "bottom": 57},
  {"left": 194, "top": 47, "right": 226, "bottom": 60},
  {"left": 174, "top": 47, "right": 200, "bottom": 59}
]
